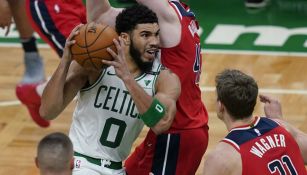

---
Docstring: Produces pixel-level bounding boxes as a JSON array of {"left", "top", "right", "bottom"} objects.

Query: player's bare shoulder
[
  {"left": 156, "top": 66, "right": 181, "bottom": 96},
  {"left": 203, "top": 142, "right": 241, "bottom": 175},
  {"left": 160, "top": 66, "right": 179, "bottom": 82}
]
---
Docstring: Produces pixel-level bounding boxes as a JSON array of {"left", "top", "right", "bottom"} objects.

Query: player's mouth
[{"left": 145, "top": 49, "right": 159, "bottom": 60}]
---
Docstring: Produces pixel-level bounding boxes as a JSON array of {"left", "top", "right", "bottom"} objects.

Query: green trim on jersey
[
  {"left": 74, "top": 152, "right": 122, "bottom": 170},
  {"left": 135, "top": 73, "right": 147, "bottom": 81},
  {"left": 135, "top": 63, "right": 162, "bottom": 95},
  {"left": 151, "top": 64, "right": 162, "bottom": 95}
]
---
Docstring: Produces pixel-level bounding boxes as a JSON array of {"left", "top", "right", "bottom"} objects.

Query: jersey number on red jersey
[
  {"left": 193, "top": 43, "right": 201, "bottom": 84},
  {"left": 268, "top": 155, "right": 298, "bottom": 175}
]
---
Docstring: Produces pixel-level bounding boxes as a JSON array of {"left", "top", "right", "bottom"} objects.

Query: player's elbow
[
  {"left": 151, "top": 120, "right": 171, "bottom": 135},
  {"left": 151, "top": 103, "right": 176, "bottom": 135}
]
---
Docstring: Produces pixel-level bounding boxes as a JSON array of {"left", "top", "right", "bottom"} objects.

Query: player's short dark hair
[
  {"left": 37, "top": 132, "right": 73, "bottom": 172},
  {"left": 115, "top": 4, "right": 158, "bottom": 34},
  {"left": 215, "top": 69, "right": 258, "bottom": 119}
]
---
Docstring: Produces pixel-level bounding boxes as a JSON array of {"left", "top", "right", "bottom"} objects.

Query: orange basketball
[{"left": 70, "top": 22, "right": 118, "bottom": 70}]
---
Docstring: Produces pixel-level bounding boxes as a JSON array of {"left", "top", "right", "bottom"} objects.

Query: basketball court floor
[{"left": 0, "top": 0, "right": 306, "bottom": 174}]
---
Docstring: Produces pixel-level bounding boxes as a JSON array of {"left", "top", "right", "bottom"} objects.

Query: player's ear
[
  {"left": 70, "top": 157, "right": 74, "bottom": 170},
  {"left": 216, "top": 100, "right": 225, "bottom": 120},
  {"left": 120, "top": 33, "right": 130, "bottom": 45},
  {"left": 217, "top": 100, "right": 224, "bottom": 112},
  {"left": 35, "top": 157, "right": 39, "bottom": 168}
]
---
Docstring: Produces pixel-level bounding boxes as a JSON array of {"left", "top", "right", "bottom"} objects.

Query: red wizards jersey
[
  {"left": 222, "top": 117, "right": 307, "bottom": 175},
  {"left": 161, "top": 1, "right": 208, "bottom": 129}
]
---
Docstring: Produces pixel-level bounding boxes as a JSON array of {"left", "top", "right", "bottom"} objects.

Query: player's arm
[
  {"left": 271, "top": 119, "right": 307, "bottom": 164},
  {"left": 281, "top": 122, "right": 307, "bottom": 164},
  {"left": 120, "top": 68, "right": 180, "bottom": 134},
  {"left": 119, "top": 68, "right": 180, "bottom": 135},
  {"left": 202, "top": 142, "right": 241, "bottom": 175},
  {"left": 260, "top": 94, "right": 307, "bottom": 164},
  {"left": 136, "top": 0, "right": 181, "bottom": 47},
  {"left": 40, "top": 25, "right": 88, "bottom": 120},
  {"left": 86, "top": 0, "right": 122, "bottom": 28},
  {"left": 150, "top": 68, "right": 180, "bottom": 134}
]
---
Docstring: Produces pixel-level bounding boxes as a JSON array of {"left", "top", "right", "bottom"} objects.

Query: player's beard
[{"left": 130, "top": 40, "right": 153, "bottom": 73}]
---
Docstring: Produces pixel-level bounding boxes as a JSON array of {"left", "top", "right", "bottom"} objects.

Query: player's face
[{"left": 130, "top": 23, "right": 160, "bottom": 72}]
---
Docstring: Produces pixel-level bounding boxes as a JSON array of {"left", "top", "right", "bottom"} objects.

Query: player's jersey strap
[
  {"left": 223, "top": 117, "right": 279, "bottom": 146},
  {"left": 169, "top": 0, "right": 195, "bottom": 19}
]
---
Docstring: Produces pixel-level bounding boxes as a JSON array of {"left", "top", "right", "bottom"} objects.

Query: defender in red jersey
[
  {"left": 0, "top": 0, "right": 47, "bottom": 127},
  {"left": 87, "top": 0, "right": 208, "bottom": 174},
  {"left": 16, "top": 0, "right": 86, "bottom": 128},
  {"left": 25, "top": 0, "right": 86, "bottom": 57},
  {"left": 202, "top": 69, "right": 307, "bottom": 175}
]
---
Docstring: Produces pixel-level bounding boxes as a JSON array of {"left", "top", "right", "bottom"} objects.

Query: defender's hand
[{"left": 259, "top": 94, "right": 283, "bottom": 119}]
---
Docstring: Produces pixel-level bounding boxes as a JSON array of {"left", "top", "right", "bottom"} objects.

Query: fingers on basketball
[{"left": 70, "top": 22, "right": 118, "bottom": 70}]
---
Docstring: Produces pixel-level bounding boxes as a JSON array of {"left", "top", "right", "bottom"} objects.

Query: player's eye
[{"left": 140, "top": 32, "right": 150, "bottom": 38}]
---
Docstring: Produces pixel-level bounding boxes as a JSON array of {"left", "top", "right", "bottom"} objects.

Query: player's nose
[{"left": 149, "top": 36, "right": 160, "bottom": 47}]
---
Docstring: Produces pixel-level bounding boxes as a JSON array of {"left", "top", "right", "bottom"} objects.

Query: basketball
[{"left": 70, "top": 22, "right": 118, "bottom": 70}]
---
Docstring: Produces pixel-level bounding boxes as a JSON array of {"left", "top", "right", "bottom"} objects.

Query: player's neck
[
  {"left": 126, "top": 57, "right": 142, "bottom": 78},
  {"left": 225, "top": 114, "right": 255, "bottom": 131}
]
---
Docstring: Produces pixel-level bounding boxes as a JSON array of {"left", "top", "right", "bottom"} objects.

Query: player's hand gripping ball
[{"left": 70, "top": 22, "right": 118, "bottom": 70}]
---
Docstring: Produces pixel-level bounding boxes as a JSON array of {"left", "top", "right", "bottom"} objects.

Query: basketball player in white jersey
[
  {"left": 40, "top": 4, "right": 181, "bottom": 175},
  {"left": 88, "top": 1, "right": 208, "bottom": 174}
]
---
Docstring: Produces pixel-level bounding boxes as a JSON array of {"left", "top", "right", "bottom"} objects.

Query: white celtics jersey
[{"left": 69, "top": 62, "right": 162, "bottom": 162}]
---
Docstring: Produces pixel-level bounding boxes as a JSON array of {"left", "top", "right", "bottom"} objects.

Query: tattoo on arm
[{"left": 160, "top": 66, "right": 175, "bottom": 75}]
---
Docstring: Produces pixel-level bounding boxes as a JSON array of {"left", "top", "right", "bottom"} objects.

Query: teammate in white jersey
[{"left": 40, "top": 4, "right": 181, "bottom": 175}]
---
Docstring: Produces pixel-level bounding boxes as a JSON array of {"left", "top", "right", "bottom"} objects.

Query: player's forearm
[
  {"left": 295, "top": 130, "right": 307, "bottom": 164},
  {"left": 275, "top": 118, "right": 307, "bottom": 164},
  {"left": 123, "top": 76, "right": 177, "bottom": 134},
  {"left": 287, "top": 124, "right": 307, "bottom": 164},
  {"left": 136, "top": 0, "right": 174, "bottom": 20},
  {"left": 136, "top": 0, "right": 162, "bottom": 9},
  {"left": 87, "top": 0, "right": 108, "bottom": 22},
  {"left": 87, "top": 0, "right": 122, "bottom": 28},
  {"left": 99, "top": 7, "right": 122, "bottom": 28},
  {"left": 151, "top": 96, "right": 176, "bottom": 134},
  {"left": 291, "top": 126, "right": 307, "bottom": 165},
  {"left": 136, "top": 0, "right": 181, "bottom": 48},
  {"left": 40, "top": 59, "right": 72, "bottom": 120}
]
